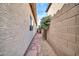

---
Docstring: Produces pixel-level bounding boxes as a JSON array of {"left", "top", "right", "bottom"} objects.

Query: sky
[{"left": 36, "top": 3, "right": 48, "bottom": 25}]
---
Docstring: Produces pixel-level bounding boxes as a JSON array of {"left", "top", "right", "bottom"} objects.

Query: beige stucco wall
[
  {"left": 47, "top": 4, "right": 79, "bottom": 55},
  {"left": 0, "top": 3, "right": 37, "bottom": 56}
]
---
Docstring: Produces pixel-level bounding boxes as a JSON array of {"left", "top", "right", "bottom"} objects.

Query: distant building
[
  {"left": 46, "top": 3, "right": 64, "bottom": 16},
  {"left": 0, "top": 3, "right": 37, "bottom": 56}
]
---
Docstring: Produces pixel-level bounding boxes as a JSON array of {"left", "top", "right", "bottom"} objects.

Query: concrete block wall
[
  {"left": 47, "top": 4, "right": 79, "bottom": 56},
  {"left": 0, "top": 4, "right": 37, "bottom": 56}
]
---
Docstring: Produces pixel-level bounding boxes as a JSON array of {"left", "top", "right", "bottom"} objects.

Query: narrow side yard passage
[{"left": 25, "top": 32, "right": 57, "bottom": 56}]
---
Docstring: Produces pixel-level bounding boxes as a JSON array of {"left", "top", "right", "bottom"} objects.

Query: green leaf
[{"left": 40, "top": 15, "right": 52, "bottom": 30}]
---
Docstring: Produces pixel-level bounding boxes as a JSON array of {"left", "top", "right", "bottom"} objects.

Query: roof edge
[
  {"left": 29, "top": 3, "right": 37, "bottom": 25},
  {"left": 46, "top": 3, "right": 52, "bottom": 12}
]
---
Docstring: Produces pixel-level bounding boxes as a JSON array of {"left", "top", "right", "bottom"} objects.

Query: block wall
[{"left": 47, "top": 4, "right": 79, "bottom": 56}]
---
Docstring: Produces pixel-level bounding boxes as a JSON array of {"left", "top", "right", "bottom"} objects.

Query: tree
[
  {"left": 40, "top": 15, "right": 51, "bottom": 30},
  {"left": 40, "top": 15, "right": 52, "bottom": 40}
]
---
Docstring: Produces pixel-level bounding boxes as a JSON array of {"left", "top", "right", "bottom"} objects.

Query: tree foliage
[{"left": 40, "top": 15, "right": 51, "bottom": 30}]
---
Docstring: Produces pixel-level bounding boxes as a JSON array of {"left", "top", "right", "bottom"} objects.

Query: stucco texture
[{"left": 0, "top": 3, "right": 37, "bottom": 56}]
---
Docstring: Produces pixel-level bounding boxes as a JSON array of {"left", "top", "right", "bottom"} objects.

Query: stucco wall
[
  {"left": 47, "top": 4, "right": 79, "bottom": 56},
  {"left": 0, "top": 3, "right": 37, "bottom": 56},
  {"left": 47, "top": 3, "right": 64, "bottom": 16}
]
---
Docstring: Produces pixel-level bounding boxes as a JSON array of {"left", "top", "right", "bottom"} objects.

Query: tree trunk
[{"left": 42, "top": 29, "right": 47, "bottom": 40}]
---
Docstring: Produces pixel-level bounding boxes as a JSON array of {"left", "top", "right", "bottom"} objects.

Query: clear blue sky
[{"left": 36, "top": 3, "right": 48, "bottom": 25}]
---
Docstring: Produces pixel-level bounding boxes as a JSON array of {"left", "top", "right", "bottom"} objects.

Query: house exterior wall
[
  {"left": 47, "top": 3, "right": 64, "bottom": 16},
  {"left": 47, "top": 3, "right": 79, "bottom": 55},
  {"left": 0, "top": 3, "right": 37, "bottom": 56}
]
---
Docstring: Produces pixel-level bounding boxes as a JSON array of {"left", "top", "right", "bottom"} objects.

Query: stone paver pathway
[{"left": 25, "top": 33, "right": 42, "bottom": 56}]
